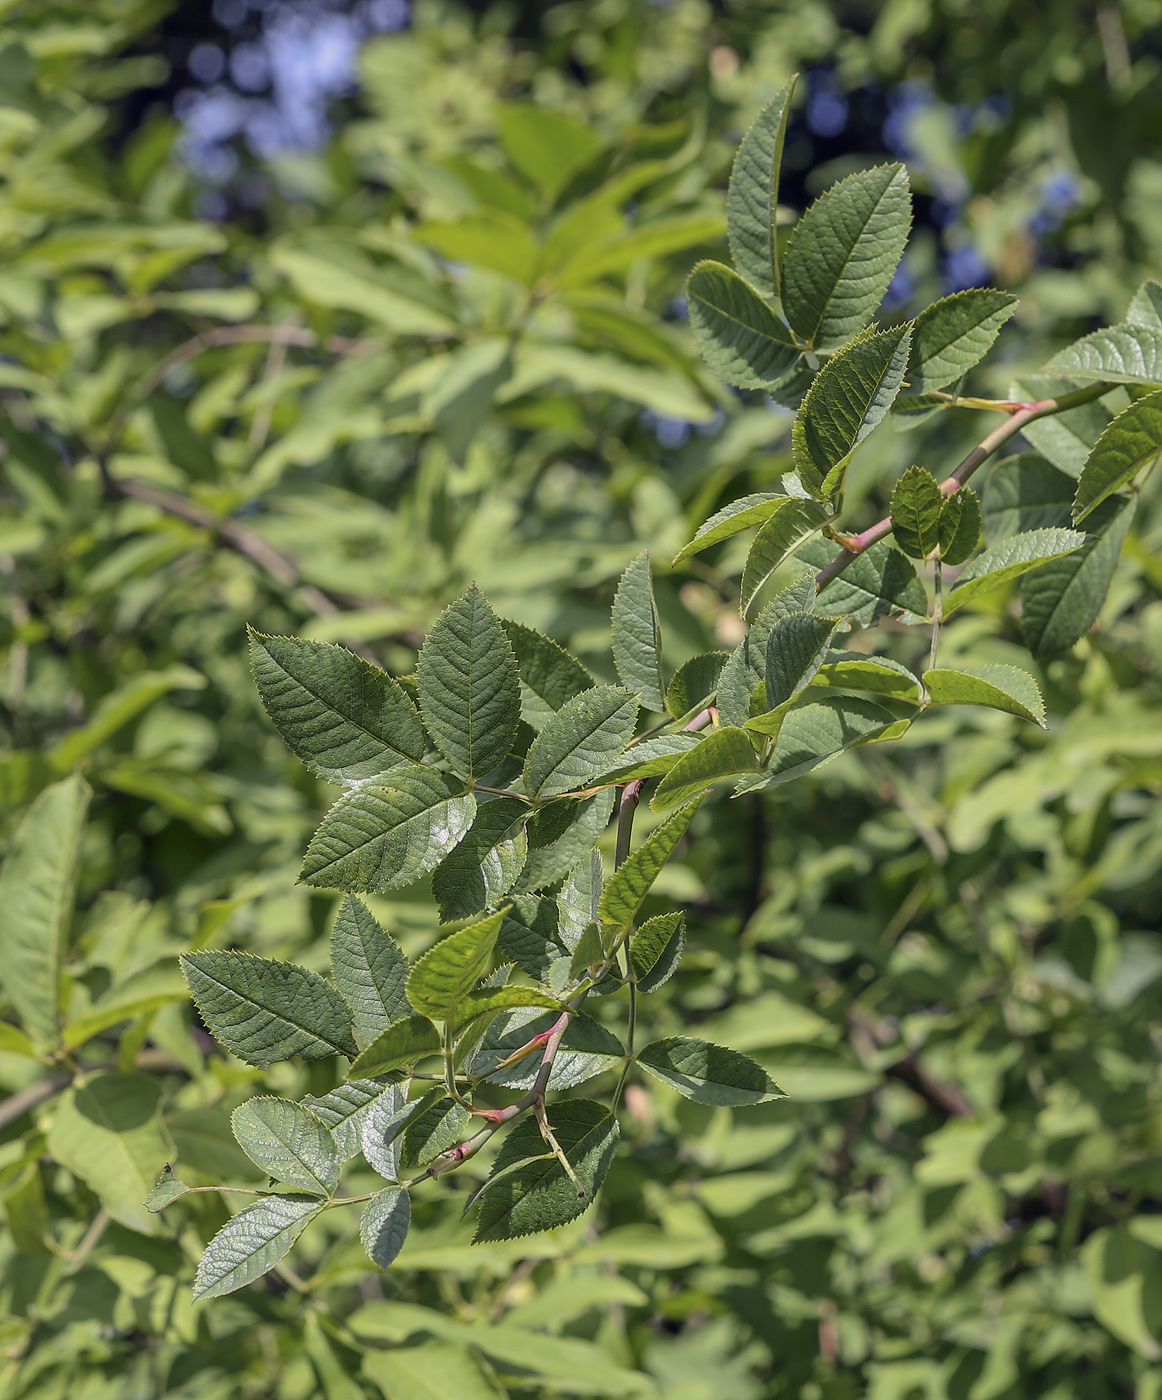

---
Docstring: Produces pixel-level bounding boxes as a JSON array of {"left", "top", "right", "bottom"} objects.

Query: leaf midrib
[{"left": 191, "top": 960, "right": 353, "bottom": 1057}]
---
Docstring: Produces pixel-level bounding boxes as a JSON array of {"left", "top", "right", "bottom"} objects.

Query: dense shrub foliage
[{"left": 1, "top": 4, "right": 1162, "bottom": 1399}]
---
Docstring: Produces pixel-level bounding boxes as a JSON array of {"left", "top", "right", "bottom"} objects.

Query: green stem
[{"left": 929, "top": 560, "right": 942, "bottom": 670}]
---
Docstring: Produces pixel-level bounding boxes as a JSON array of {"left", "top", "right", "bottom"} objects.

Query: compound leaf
[
  {"left": 523, "top": 687, "right": 638, "bottom": 798},
  {"left": 611, "top": 551, "right": 666, "bottom": 711},
  {"left": 194, "top": 1196, "right": 322, "bottom": 1300},
  {"left": 231, "top": 1097, "right": 340, "bottom": 1196},
  {"left": 330, "top": 896, "right": 410, "bottom": 1049},
  {"left": 637, "top": 1036, "right": 783, "bottom": 1106}
]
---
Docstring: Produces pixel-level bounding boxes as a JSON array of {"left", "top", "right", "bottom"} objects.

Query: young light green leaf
[
  {"left": 727, "top": 77, "right": 797, "bottom": 299},
  {"left": 983, "top": 454, "right": 1074, "bottom": 542},
  {"left": 348, "top": 1016, "right": 441, "bottom": 1078},
  {"left": 765, "top": 612, "right": 842, "bottom": 711},
  {"left": 517, "top": 790, "right": 615, "bottom": 890},
  {"left": 181, "top": 951, "right": 358, "bottom": 1067},
  {"left": 666, "top": 651, "right": 729, "bottom": 720},
  {"left": 145, "top": 1164, "right": 192, "bottom": 1212},
  {"left": 1127, "top": 278, "right": 1162, "bottom": 328},
  {"left": 923, "top": 665, "right": 1046, "bottom": 726},
  {"left": 231, "top": 1097, "right": 340, "bottom": 1196},
  {"left": 417, "top": 586, "right": 520, "bottom": 778},
  {"left": 781, "top": 164, "right": 911, "bottom": 350},
  {"left": 400, "top": 1095, "right": 469, "bottom": 1169},
  {"left": 685, "top": 261, "right": 800, "bottom": 389},
  {"left": 942, "top": 527, "right": 1086, "bottom": 613},
  {"left": 755, "top": 695, "right": 899, "bottom": 784},
  {"left": 890, "top": 465, "right": 944, "bottom": 560},
  {"left": 593, "top": 732, "right": 702, "bottom": 783},
  {"left": 792, "top": 323, "right": 913, "bottom": 498},
  {"left": 636, "top": 1037, "right": 783, "bottom": 1106},
  {"left": 569, "top": 920, "right": 605, "bottom": 979},
  {"left": 651, "top": 728, "right": 757, "bottom": 811},
  {"left": 937, "top": 486, "right": 982, "bottom": 565},
  {"left": 360, "top": 1186, "right": 411, "bottom": 1270},
  {"left": 906, "top": 289, "right": 1018, "bottom": 393},
  {"left": 431, "top": 796, "right": 527, "bottom": 923},
  {"left": 300, "top": 769, "right": 476, "bottom": 893},
  {"left": 1021, "top": 496, "right": 1134, "bottom": 658},
  {"left": 522, "top": 686, "right": 638, "bottom": 798},
  {"left": 330, "top": 896, "right": 410, "bottom": 1049},
  {"left": 611, "top": 551, "right": 666, "bottom": 711},
  {"left": 672, "top": 492, "right": 785, "bottom": 566},
  {"left": 406, "top": 909, "right": 505, "bottom": 1022},
  {"left": 740, "top": 498, "right": 831, "bottom": 615},
  {"left": 0, "top": 774, "right": 89, "bottom": 1043},
  {"left": 812, "top": 653, "right": 923, "bottom": 703},
  {"left": 305, "top": 1079, "right": 391, "bottom": 1160},
  {"left": 474, "top": 1099, "right": 619, "bottom": 1242},
  {"left": 1072, "top": 388, "right": 1162, "bottom": 522},
  {"left": 599, "top": 798, "right": 702, "bottom": 927},
  {"left": 248, "top": 631, "right": 425, "bottom": 782},
  {"left": 471, "top": 1009, "right": 624, "bottom": 1091},
  {"left": 501, "top": 619, "right": 594, "bottom": 726},
  {"left": 628, "top": 912, "right": 685, "bottom": 992},
  {"left": 805, "top": 537, "right": 927, "bottom": 624},
  {"left": 194, "top": 1195, "right": 322, "bottom": 1300},
  {"left": 448, "top": 986, "right": 564, "bottom": 1035},
  {"left": 1038, "top": 323, "right": 1162, "bottom": 384}
]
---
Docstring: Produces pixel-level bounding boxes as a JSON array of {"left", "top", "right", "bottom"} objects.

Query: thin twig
[{"left": 0, "top": 1073, "right": 71, "bottom": 1131}]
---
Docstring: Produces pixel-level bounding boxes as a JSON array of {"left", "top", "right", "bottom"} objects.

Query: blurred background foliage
[{"left": 1, "top": 0, "right": 1162, "bottom": 1397}]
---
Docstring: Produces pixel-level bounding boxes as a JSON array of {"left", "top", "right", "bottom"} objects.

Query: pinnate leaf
[
  {"left": 330, "top": 896, "right": 410, "bottom": 1049},
  {"left": 636, "top": 1036, "right": 783, "bottom": 1106},
  {"left": 685, "top": 261, "right": 799, "bottom": 389},
  {"left": 652, "top": 727, "right": 757, "bottom": 811},
  {"left": 599, "top": 798, "right": 702, "bottom": 927},
  {"left": 248, "top": 631, "right": 424, "bottom": 782},
  {"left": 923, "top": 665, "right": 1046, "bottom": 726},
  {"left": 943, "top": 527, "right": 1086, "bottom": 613},
  {"left": 194, "top": 1195, "right": 322, "bottom": 1300},
  {"left": 611, "top": 551, "right": 666, "bottom": 711},
  {"left": 906, "top": 288, "right": 1018, "bottom": 392},
  {"left": 726, "top": 77, "right": 797, "bottom": 299},
  {"left": 417, "top": 586, "right": 520, "bottom": 778},
  {"left": 782, "top": 164, "right": 911, "bottom": 349},
  {"left": 181, "top": 951, "right": 357, "bottom": 1067},
  {"left": 348, "top": 1016, "right": 441, "bottom": 1078},
  {"left": 300, "top": 768, "right": 476, "bottom": 893},
  {"left": 523, "top": 686, "right": 638, "bottom": 798},
  {"left": 231, "top": 1097, "right": 340, "bottom": 1195},
  {"left": 406, "top": 909, "right": 505, "bottom": 1022},
  {"left": 1072, "top": 389, "right": 1162, "bottom": 522},
  {"left": 361, "top": 1186, "right": 411, "bottom": 1269},
  {"left": 792, "top": 323, "right": 912, "bottom": 498}
]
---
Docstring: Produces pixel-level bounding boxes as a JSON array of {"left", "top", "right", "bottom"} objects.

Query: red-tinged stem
[{"left": 814, "top": 382, "right": 1113, "bottom": 591}]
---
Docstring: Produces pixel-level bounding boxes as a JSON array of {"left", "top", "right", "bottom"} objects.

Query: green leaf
[
  {"left": 753, "top": 695, "right": 899, "bottom": 785},
  {"left": 248, "top": 631, "right": 425, "bottom": 782},
  {"left": 599, "top": 799, "right": 702, "bottom": 927},
  {"left": 1128, "top": 278, "right": 1162, "bottom": 329},
  {"left": 447, "top": 986, "right": 564, "bottom": 1035},
  {"left": 593, "top": 733, "right": 702, "bottom": 783},
  {"left": 740, "top": 498, "right": 831, "bottom": 615},
  {"left": 360, "top": 1082, "right": 412, "bottom": 1179},
  {"left": 364, "top": 1340, "right": 507, "bottom": 1400},
  {"left": 811, "top": 653, "right": 923, "bottom": 703},
  {"left": 46, "top": 1072, "right": 174, "bottom": 1234},
  {"left": 685, "top": 261, "right": 800, "bottom": 389},
  {"left": 330, "top": 896, "right": 410, "bottom": 1049},
  {"left": 636, "top": 1037, "right": 783, "bottom": 1106},
  {"left": 400, "top": 1095, "right": 469, "bottom": 1169},
  {"left": 1073, "top": 389, "right": 1162, "bottom": 522},
  {"left": 0, "top": 774, "right": 89, "bottom": 1042},
  {"left": 300, "top": 768, "right": 476, "bottom": 893},
  {"left": 416, "top": 210, "right": 539, "bottom": 285},
  {"left": 673, "top": 492, "right": 785, "bottom": 566},
  {"left": 792, "top": 324, "right": 913, "bottom": 498},
  {"left": 517, "top": 790, "right": 615, "bottom": 890},
  {"left": 1012, "top": 378, "right": 1112, "bottom": 476},
  {"left": 611, "top": 551, "right": 666, "bottom": 711},
  {"left": 406, "top": 909, "right": 505, "bottom": 1022},
  {"left": 1039, "top": 324, "right": 1162, "bottom": 384},
  {"left": 348, "top": 1016, "right": 441, "bottom": 1078},
  {"left": 474, "top": 1099, "right": 619, "bottom": 1242},
  {"left": 496, "top": 103, "right": 602, "bottom": 197},
  {"left": 501, "top": 619, "right": 594, "bottom": 726},
  {"left": 906, "top": 289, "right": 1018, "bottom": 392},
  {"left": 569, "top": 920, "right": 605, "bottom": 979},
  {"left": 764, "top": 612, "right": 842, "bottom": 711},
  {"left": 652, "top": 727, "right": 757, "bottom": 811},
  {"left": 716, "top": 577, "right": 816, "bottom": 728},
  {"left": 890, "top": 465, "right": 944, "bottom": 560},
  {"left": 666, "top": 651, "right": 730, "bottom": 720},
  {"left": 417, "top": 586, "right": 520, "bottom": 779},
  {"left": 305, "top": 1079, "right": 392, "bottom": 1160},
  {"left": 557, "top": 851, "right": 603, "bottom": 951},
  {"left": 431, "top": 797, "right": 528, "bottom": 922},
  {"left": 499, "top": 895, "right": 569, "bottom": 979},
  {"left": 231, "top": 1097, "right": 341, "bottom": 1195},
  {"left": 194, "top": 1195, "right": 322, "bottom": 1300},
  {"left": 983, "top": 454, "right": 1074, "bottom": 541},
  {"left": 943, "top": 527, "right": 1087, "bottom": 612},
  {"left": 727, "top": 77, "right": 797, "bottom": 299},
  {"left": 1021, "top": 496, "right": 1134, "bottom": 658},
  {"left": 471, "top": 1009, "right": 624, "bottom": 1091},
  {"left": 923, "top": 665, "right": 1046, "bottom": 726},
  {"left": 781, "top": 164, "right": 911, "bottom": 350},
  {"left": 628, "top": 912, "right": 685, "bottom": 992},
  {"left": 805, "top": 537, "right": 928, "bottom": 624},
  {"left": 0, "top": 1023, "right": 37, "bottom": 1059},
  {"left": 181, "top": 951, "right": 358, "bottom": 1067},
  {"left": 1082, "top": 1226, "right": 1162, "bottom": 1359},
  {"left": 145, "top": 1164, "right": 192, "bottom": 1213},
  {"left": 361, "top": 1186, "right": 411, "bottom": 1270},
  {"left": 937, "top": 487, "right": 982, "bottom": 565},
  {"left": 49, "top": 665, "right": 205, "bottom": 772},
  {"left": 522, "top": 686, "right": 638, "bottom": 798}
]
